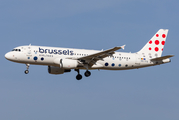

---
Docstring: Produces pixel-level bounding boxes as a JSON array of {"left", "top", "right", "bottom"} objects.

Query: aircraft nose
[{"left": 5, "top": 52, "right": 12, "bottom": 60}]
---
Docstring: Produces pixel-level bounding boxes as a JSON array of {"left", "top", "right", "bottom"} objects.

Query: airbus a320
[{"left": 5, "top": 29, "right": 174, "bottom": 80}]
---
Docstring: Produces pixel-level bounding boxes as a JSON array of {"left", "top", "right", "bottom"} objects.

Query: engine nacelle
[
  {"left": 54, "top": 58, "right": 78, "bottom": 69},
  {"left": 48, "top": 66, "right": 71, "bottom": 74}
]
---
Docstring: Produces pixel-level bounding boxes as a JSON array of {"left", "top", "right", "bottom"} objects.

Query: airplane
[{"left": 5, "top": 29, "right": 174, "bottom": 80}]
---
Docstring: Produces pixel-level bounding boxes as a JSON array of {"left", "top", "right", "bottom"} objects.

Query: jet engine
[
  {"left": 53, "top": 58, "right": 78, "bottom": 69},
  {"left": 48, "top": 66, "right": 71, "bottom": 74}
]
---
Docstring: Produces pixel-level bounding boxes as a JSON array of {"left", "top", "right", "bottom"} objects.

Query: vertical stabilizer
[{"left": 138, "top": 29, "right": 168, "bottom": 58}]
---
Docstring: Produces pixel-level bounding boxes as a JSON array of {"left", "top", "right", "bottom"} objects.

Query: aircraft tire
[
  {"left": 24, "top": 70, "right": 29, "bottom": 74},
  {"left": 76, "top": 74, "right": 82, "bottom": 80},
  {"left": 84, "top": 70, "right": 91, "bottom": 77}
]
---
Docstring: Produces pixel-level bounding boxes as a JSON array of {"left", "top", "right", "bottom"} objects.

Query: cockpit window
[{"left": 12, "top": 49, "right": 21, "bottom": 52}]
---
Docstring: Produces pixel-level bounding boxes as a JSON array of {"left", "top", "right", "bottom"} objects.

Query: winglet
[{"left": 121, "top": 45, "right": 125, "bottom": 50}]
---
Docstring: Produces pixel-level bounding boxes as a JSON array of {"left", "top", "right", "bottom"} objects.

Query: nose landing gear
[{"left": 24, "top": 64, "right": 30, "bottom": 74}]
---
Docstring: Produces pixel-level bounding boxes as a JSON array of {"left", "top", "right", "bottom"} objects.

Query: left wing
[{"left": 77, "top": 45, "right": 125, "bottom": 66}]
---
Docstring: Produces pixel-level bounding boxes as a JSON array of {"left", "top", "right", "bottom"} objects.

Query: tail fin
[{"left": 138, "top": 29, "right": 169, "bottom": 58}]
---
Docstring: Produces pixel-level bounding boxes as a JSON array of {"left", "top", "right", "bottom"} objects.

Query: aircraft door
[
  {"left": 27, "top": 46, "right": 31, "bottom": 55},
  {"left": 135, "top": 54, "right": 141, "bottom": 65},
  {"left": 23, "top": 46, "right": 32, "bottom": 60}
]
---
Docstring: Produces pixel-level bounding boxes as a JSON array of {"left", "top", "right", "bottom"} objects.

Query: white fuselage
[
  {"left": 4, "top": 29, "right": 173, "bottom": 80},
  {"left": 5, "top": 45, "right": 168, "bottom": 70}
]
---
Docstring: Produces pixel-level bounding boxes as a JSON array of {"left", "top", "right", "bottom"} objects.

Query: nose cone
[{"left": 5, "top": 52, "right": 12, "bottom": 60}]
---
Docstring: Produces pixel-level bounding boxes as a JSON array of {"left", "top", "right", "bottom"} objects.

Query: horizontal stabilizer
[{"left": 150, "top": 55, "right": 174, "bottom": 61}]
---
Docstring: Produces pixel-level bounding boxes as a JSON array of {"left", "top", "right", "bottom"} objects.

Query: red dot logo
[
  {"left": 149, "top": 47, "right": 152, "bottom": 50},
  {"left": 149, "top": 40, "right": 152, "bottom": 44},
  {"left": 162, "top": 48, "right": 163, "bottom": 51},
  {"left": 162, "top": 34, "right": 166, "bottom": 38},
  {"left": 156, "top": 34, "right": 159, "bottom": 37},
  {"left": 161, "top": 41, "right": 165, "bottom": 45},
  {"left": 155, "top": 47, "right": 159, "bottom": 52},
  {"left": 155, "top": 40, "right": 159, "bottom": 45}
]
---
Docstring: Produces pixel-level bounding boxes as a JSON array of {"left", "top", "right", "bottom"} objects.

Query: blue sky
[{"left": 1, "top": 0, "right": 179, "bottom": 120}]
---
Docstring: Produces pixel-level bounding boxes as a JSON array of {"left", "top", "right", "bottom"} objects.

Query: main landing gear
[
  {"left": 24, "top": 64, "right": 30, "bottom": 74},
  {"left": 84, "top": 70, "right": 91, "bottom": 77},
  {"left": 75, "top": 69, "right": 91, "bottom": 80}
]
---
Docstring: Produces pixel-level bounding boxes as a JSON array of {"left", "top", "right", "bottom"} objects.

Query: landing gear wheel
[
  {"left": 76, "top": 74, "right": 82, "bottom": 80},
  {"left": 25, "top": 64, "right": 30, "bottom": 74},
  {"left": 84, "top": 70, "right": 91, "bottom": 77},
  {"left": 24, "top": 70, "right": 29, "bottom": 74}
]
